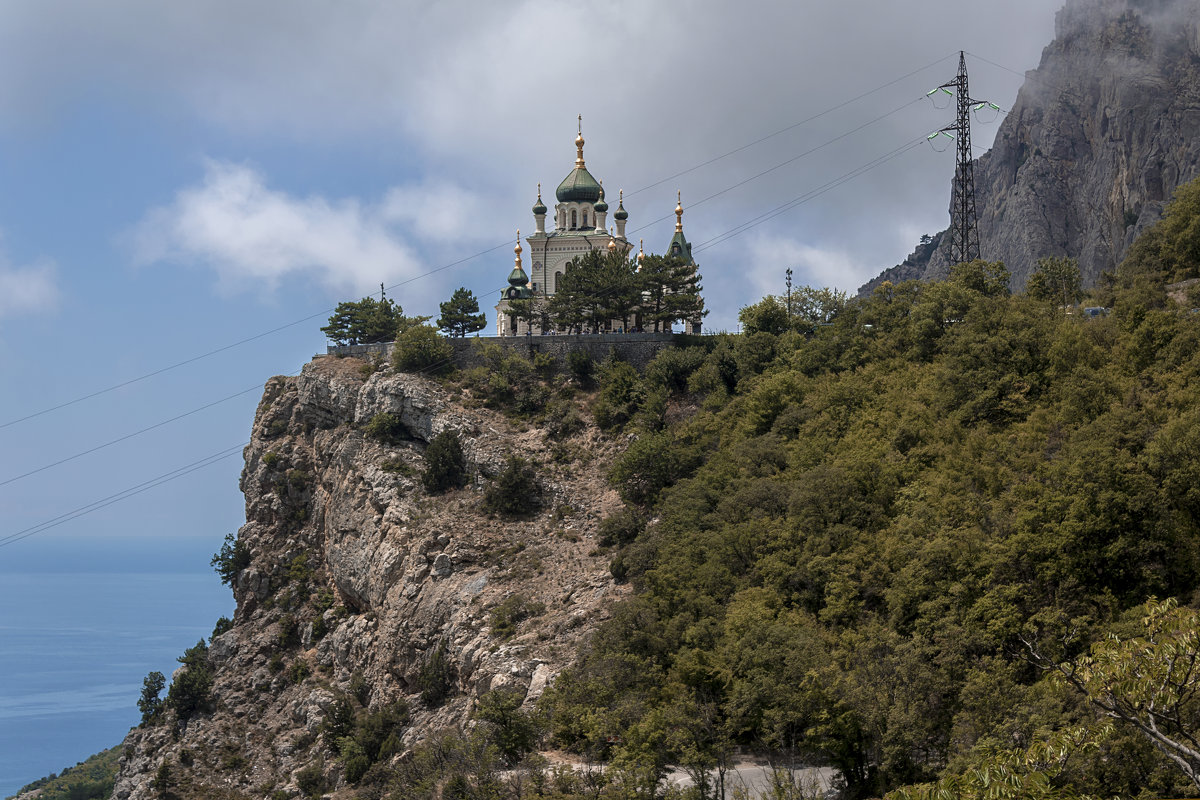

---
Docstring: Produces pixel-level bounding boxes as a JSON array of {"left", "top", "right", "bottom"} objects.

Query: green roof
[
  {"left": 556, "top": 166, "right": 602, "bottom": 203},
  {"left": 668, "top": 231, "right": 695, "bottom": 265}
]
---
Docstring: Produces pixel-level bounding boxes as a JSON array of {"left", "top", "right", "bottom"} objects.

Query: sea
[{"left": 0, "top": 568, "right": 233, "bottom": 797}]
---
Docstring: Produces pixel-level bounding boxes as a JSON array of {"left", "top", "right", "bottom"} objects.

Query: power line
[
  {"left": 694, "top": 136, "right": 929, "bottom": 254},
  {"left": 627, "top": 96, "right": 929, "bottom": 238},
  {"left": 0, "top": 59, "right": 958, "bottom": 433},
  {"left": 0, "top": 379, "right": 286, "bottom": 490},
  {"left": 626, "top": 52, "right": 957, "bottom": 198},
  {"left": 0, "top": 444, "right": 246, "bottom": 549}
]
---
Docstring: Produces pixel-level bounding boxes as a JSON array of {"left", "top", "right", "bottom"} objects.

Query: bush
[
  {"left": 422, "top": 430, "right": 467, "bottom": 493},
  {"left": 488, "top": 594, "right": 546, "bottom": 640},
  {"left": 592, "top": 359, "right": 642, "bottom": 431},
  {"left": 567, "top": 349, "right": 595, "bottom": 385},
  {"left": 392, "top": 324, "right": 454, "bottom": 375},
  {"left": 473, "top": 688, "right": 541, "bottom": 767},
  {"left": 598, "top": 506, "right": 644, "bottom": 547},
  {"left": 483, "top": 456, "right": 540, "bottom": 517},
  {"left": 211, "top": 616, "right": 233, "bottom": 639},
  {"left": 363, "top": 412, "right": 409, "bottom": 445},
  {"left": 645, "top": 346, "right": 707, "bottom": 395},
  {"left": 211, "top": 532, "right": 251, "bottom": 587},
  {"left": 295, "top": 761, "right": 325, "bottom": 798},
  {"left": 418, "top": 641, "right": 457, "bottom": 707},
  {"left": 166, "top": 640, "right": 213, "bottom": 720}
]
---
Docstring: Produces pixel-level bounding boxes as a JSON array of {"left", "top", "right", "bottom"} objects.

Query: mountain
[{"left": 862, "top": 0, "right": 1200, "bottom": 294}]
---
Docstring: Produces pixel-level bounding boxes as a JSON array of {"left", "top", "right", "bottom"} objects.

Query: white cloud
[
  {"left": 744, "top": 233, "right": 861, "bottom": 296},
  {"left": 0, "top": 256, "right": 57, "bottom": 319},
  {"left": 129, "top": 160, "right": 494, "bottom": 296}
]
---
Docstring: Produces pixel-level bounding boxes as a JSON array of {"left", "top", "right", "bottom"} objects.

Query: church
[{"left": 496, "top": 119, "right": 698, "bottom": 336}]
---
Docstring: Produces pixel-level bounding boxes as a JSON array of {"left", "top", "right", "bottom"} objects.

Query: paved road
[{"left": 665, "top": 763, "right": 837, "bottom": 798}]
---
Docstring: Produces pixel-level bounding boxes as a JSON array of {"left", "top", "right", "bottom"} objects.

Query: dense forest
[{"left": 533, "top": 177, "right": 1200, "bottom": 799}]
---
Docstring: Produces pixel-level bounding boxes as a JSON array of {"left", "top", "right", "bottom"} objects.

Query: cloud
[
  {"left": 0, "top": 255, "right": 57, "bottom": 319},
  {"left": 130, "top": 160, "right": 492, "bottom": 296},
  {"left": 743, "top": 233, "right": 860, "bottom": 296},
  {"left": 3, "top": 1, "right": 1062, "bottom": 304}
]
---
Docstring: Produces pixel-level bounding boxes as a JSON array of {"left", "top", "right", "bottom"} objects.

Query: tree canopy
[
  {"left": 437, "top": 287, "right": 487, "bottom": 337},
  {"left": 322, "top": 294, "right": 431, "bottom": 347},
  {"left": 539, "top": 176, "right": 1200, "bottom": 800}
]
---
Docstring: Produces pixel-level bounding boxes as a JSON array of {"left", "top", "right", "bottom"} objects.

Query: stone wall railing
[{"left": 321, "top": 332, "right": 704, "bottom": 372}]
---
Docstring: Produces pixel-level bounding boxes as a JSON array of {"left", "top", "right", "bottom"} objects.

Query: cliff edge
[{"left": 112, "top": 355, "right": 627, "bottom": 799}]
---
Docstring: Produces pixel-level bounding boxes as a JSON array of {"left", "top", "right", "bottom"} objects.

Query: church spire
[
  {"left": 575, "top": 115, "right": 586, "bottom": 168},
  {"left": 675, "top": 190, "right": 684, "bottom": 233}
]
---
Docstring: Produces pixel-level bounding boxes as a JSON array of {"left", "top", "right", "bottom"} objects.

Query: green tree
[
  {"left": 639, "top": 253, "right": 706, "bottom": 332},
  {"left": 1033, "top": 598, "right": 1200, "bottom": 790},
  {"left": 210, "top": 532, "right": 250, "bottom": 587},
  {"left": 322, "top": 296, "right": 401, "bottom": 345},
  {"left": 1026, "top": 256, "right": 1082, "bottom": 307},
  {"left": 422, "top": 429, "right": 467, "bottom": 493},
  {"left": 437, "top": 287, "right": 487, "bottom": 337},
  {"left": 482, "top": 455, "right": 539, "bottom": 516},
  {"left": 392, "top": 324, "right": 454, "bottom": 374},
  {"left": 739, "top": 295, "right": 790, "bottom": 335},
  {"left": 474, "top": 688, "right": 540, "bottom": 767},
  {"left": 166, "top": 640, "right": 213, "bottom": 720},
  {"left": 138, "top": 671, "right": 165, "bottom": 725}
]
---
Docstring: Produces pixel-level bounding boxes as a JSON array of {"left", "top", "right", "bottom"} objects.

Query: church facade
[{"left": 496, "top": 120, "right": 697, "bottom": 336}]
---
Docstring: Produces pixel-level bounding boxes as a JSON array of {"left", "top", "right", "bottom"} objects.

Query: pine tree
[{"left": 437, "top": 287, "right": 487, "bottom": 337}]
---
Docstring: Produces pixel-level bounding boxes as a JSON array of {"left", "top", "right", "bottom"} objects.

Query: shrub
[
  {"left": 166, "top": 640, "right": 213, "bottom": 720},
  {"left": 363, "top": 412, "right": 409, "bottom": 445},
  {"left": 473, "top": 688, "right": 541, "bottom": 767},
  {"left": 349, "top": 670, "right": 370, "bottom": 706},
  {"left": 295, "top": 761, "right": 325, "bottom": 798},
  {"left": 288, "top": 659, "right": 311, "bottom": 685},
  {"left": 645, "top": 346, "right": 707, "bottom": 395},
  {"left": 277, "top": 614, "right": 301, "bottom": 649},
  {"left": 422, "top": 430, "right": 467, "bottom": 493},
  {"left": 392, "top": 324, "right": 454, "bottom": 375},
  {"left": 544, "top": 399, "right": 585, "bottom": 438},
  {"left": 211, "top": 616, "right": 233, "bottom": 639},
  {"left": 567, "top": 349, "right": 595, "bottom": 385},
  {"left": 597, "top": 506, "right": 644, "bottom": 547},
  {"left": 418, "top": 641, "right": 457, "bottom": 707},
  {"left": 591, "top": 360, "right": 642, "bottom": 431},
  {"left": 483, "top": 456, "right": 540, "bottom": 517},
  {"left": 211, "top": 532, "right": 251, "bottom": 587},
  {"left": 488, "top": 594, "right": 545, "bottom": 640}
]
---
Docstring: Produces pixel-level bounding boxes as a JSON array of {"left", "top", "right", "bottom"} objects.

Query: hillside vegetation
[{"left": 539, "top": 178, "right": 1200, "bottom": 799}]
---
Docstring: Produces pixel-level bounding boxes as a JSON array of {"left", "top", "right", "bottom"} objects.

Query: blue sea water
[{"left": 0, "top": 570, "right": 233, "bottom": 797}]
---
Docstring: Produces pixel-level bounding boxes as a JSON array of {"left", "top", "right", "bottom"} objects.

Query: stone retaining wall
[{"left": 322, "top": 332, "right": 705, "bottom": 372}]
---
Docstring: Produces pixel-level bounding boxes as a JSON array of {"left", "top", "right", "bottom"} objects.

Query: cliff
[
  {"left": 863, "top": 0, "right": 1200, "bottom": 293},
  {"left": 111, "top": 356, "right": 626, "bottom": 799}
]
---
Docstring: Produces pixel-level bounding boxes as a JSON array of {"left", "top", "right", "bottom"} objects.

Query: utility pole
[
  {"left": 930, "top": 51, "right": 996, "bottom": 265},
  {"left": 785, "top": 268, "right": 793, "bottom": 321}
]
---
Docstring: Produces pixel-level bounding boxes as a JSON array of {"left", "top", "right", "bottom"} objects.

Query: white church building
[{"left": 496, "top": 119, "right": 697, "bottom": 336}]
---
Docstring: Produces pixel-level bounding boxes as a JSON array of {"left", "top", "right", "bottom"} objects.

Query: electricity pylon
[{"left": 928, "top": 51, "right": 997, "bottom": 265}]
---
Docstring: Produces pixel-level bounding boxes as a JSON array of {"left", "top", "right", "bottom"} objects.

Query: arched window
[
  {"left": 554, "top": 271, "right": 563, "bottom": 293},
  {"left": 582, "top": 211, "right": 588, "bottom": 228},
  {"left": 570, "top": 209, "right": 577, "bottom": 229}
]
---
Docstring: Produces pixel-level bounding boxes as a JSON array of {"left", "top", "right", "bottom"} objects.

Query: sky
[{"left": 0, "top": 0, "right": 1062, "bottom": 753}]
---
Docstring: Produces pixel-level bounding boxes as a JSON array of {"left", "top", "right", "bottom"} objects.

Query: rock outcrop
[
  {"left": 112, "top": 356, "right": 627, "bottom": 799},
  {"left": 863, "top": 0, "right": 1200, "bottom": 293}
]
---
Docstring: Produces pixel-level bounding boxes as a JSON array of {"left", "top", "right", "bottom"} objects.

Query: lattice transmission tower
[{"left": 929, "top": 51, "right": 997, "bottom": 265}]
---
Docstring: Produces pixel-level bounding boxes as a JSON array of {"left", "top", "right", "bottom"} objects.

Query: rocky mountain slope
[
  {"left": 863, "top": 0, "right": 1200, "bottom": 293},
  {"left": 110, "top": 356, "right": 626, "bottom": 799}
]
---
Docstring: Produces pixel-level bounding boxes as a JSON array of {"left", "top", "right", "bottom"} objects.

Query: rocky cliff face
[
  {"left": 112, "top": 356, "right": 626, "bottom": 799},
  {"left": 863, "top": 0, "right": 1200, "bottom": 293}
]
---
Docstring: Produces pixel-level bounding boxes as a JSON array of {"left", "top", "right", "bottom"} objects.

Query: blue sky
[{"left": 0, "top": 0, "right": 1061, "bottom": 626}]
